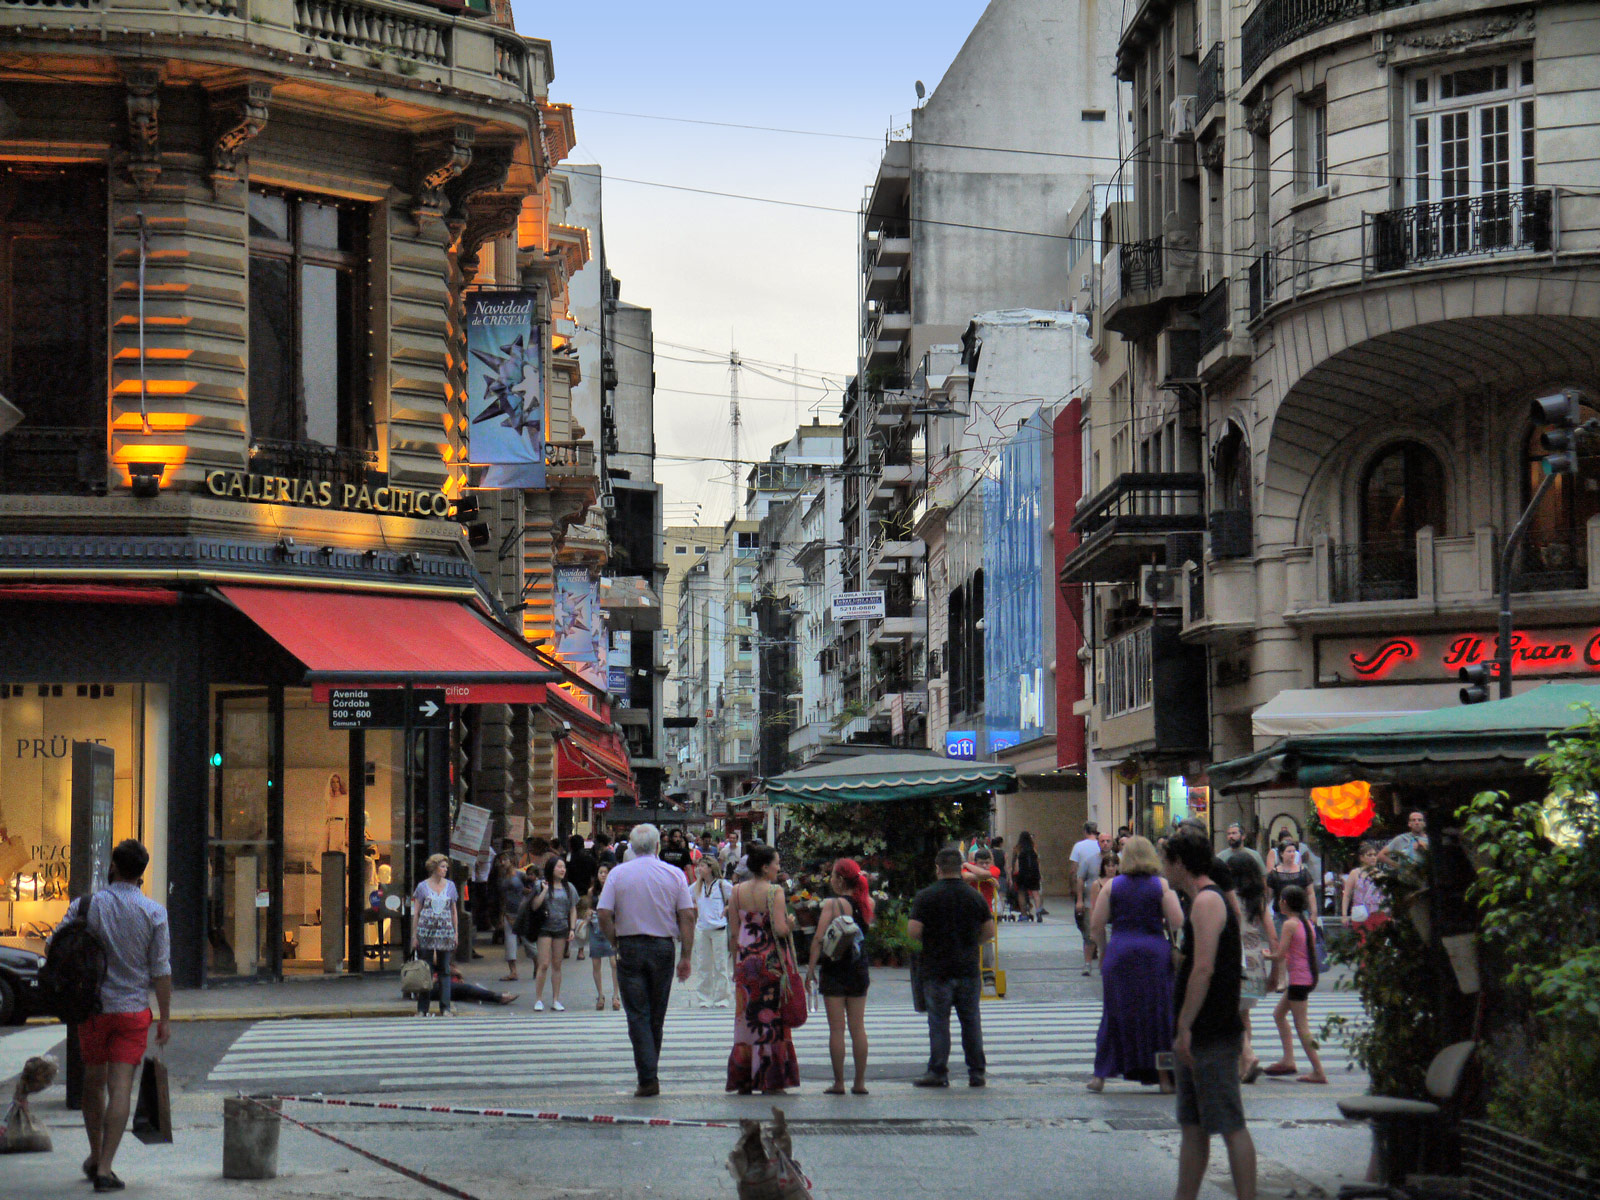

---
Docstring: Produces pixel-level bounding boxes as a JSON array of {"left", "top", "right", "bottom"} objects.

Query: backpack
[
  {"left": 818, "top": 901, "right": 862, "bottom": 964},
  {"left": 39, "top": 893, "right": 108, "bottom": 1024}
]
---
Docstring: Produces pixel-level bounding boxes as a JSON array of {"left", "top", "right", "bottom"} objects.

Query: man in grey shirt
[{"left": 55, "top": 838, "right": 172, "bottom": 1192}]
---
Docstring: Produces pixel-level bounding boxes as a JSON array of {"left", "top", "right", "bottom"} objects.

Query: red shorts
[{"left": 79, "top": 1009, "right": 152, "bottom": 1067}]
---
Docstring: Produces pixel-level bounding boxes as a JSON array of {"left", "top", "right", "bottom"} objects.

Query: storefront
[{"left": 0, "top": 582, "right": 554, "bottom": 987}]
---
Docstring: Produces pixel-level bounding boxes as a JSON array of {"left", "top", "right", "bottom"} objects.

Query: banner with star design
[{"left": 464, "top": 291, "right": 546, "bottom": 489}]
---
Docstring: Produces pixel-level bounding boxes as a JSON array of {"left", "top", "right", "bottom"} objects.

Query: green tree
[{"left": 783, "top": 796, "right": 990, "bottom": 898}]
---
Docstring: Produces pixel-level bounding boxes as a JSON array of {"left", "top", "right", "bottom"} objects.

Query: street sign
[{"left": 328, "top": 687, "right": 449, "bottom": 730}]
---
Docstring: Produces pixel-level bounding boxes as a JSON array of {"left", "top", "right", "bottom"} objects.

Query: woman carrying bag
[
  {"left": 724, "top": 843, "right": 801, "bottom": 1095},
  {"left": 410, "top": 854, "right": 460, "bottom": 1017}
]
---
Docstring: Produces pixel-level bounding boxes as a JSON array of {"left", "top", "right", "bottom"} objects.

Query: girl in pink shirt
[{"left": 1264, "top": 884, "right": 1326, "bottom": 1083}]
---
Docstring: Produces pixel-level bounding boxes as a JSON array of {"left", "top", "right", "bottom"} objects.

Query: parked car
[{"left": 0, "top": 944, "right": 46, "bottom": 1024}]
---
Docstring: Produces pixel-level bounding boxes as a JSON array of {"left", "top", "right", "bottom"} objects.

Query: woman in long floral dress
[{"left": 725, "top": 843, "right": 800, "bottom": 1094}]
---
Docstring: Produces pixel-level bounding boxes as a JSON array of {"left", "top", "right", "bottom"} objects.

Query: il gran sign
[
  {"left": 1319, "top": 625, "right": 1600, "bottom": 684},
  {"left": 204, "top": 470, "right": 451, "bottom": 518}
]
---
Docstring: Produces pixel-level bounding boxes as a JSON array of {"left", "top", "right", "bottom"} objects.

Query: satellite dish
[
  {"left": 0, "top": 394, "right": 20, "bottom": 437},
  {"left": 915, "top": 80, "right": 926, "bottom": 102}
]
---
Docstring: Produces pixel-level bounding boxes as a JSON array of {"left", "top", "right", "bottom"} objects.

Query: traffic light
[
  {"left": 1459, "top": 661, "right": 1495, "bottom": 705},
  {"left": 1531, "top": 390, "right": 1582, "bottom": 476}
]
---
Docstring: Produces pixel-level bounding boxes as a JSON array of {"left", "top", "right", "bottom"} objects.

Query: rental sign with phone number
[{"left": 1319, "top": 626, "right": 1600, "bottom": 683}]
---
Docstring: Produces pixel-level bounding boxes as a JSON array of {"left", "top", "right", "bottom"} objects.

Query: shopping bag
[
  {"left": 728, "top": 1107, "right": 814, "bottom": 1200},
  {"left": 399, "top": 955, "right": 433, "bottom": 996},
  {"left": 131, "top": 1055, "right": 172, "bottom": 1145},
  {"left": 768, "top": 889, "right": 807, "bottom": 1029}
]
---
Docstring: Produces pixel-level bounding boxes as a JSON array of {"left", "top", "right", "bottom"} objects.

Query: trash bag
[
  {"left": 727, "top": 1106, "right": 813, "bottom": 1200},
  {"left": 0, "top": 1055, "right": 58, "bottom": 1154}
]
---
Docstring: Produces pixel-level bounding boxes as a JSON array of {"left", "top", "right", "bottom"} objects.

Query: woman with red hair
[{"left": 805, "top": 858, "right": 874, "bottom": 1094}]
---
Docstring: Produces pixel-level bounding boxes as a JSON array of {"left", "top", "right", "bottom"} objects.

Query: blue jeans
[
  {"left": 617, "top": 936, "right": 677, "bottom": 1085},
  {"left": 924, "top": 974, "right": 985, "bottom": 1078},
  {"left": 418, "top": 949, "right": 453, "bottom": 1013}
]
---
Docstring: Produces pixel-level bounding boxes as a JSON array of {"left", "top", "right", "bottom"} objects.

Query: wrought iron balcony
[
  {"left": 1330, "top": 540, "right": 1417, "bottom": 603},
  {"left": 1062, "top": 472, "right": 1206, "bottom": 583},
  {"left": 1197, "top": 279, "right": 1229, "bottom": 356},
  {"left": 1104, "top": 234, "right": 1205, "bottom": 336},
  {"left": 1509, "top": 527, "right": 1586, "bottom": 593},
  {"left": 1242, "top": 0, "right": 1423, "bottom": 81},
  {"left": 1247, "top": 248, "right": 1278, "bottom": 321},
  {"left": 1368, "top": 189, "right": 1554, "bottom": 274},
  {"left": 0, "top": 427, "right": 107, "bottom": 495},
  {"left": 1197, "top": 43, "right": 1223, "bottom": 120},
  {"left": 1121, "top": 236, "right": 1164, "bottom": 294},
  {"left": 249, "top": 439, "right": 376, "bottom": 488}
]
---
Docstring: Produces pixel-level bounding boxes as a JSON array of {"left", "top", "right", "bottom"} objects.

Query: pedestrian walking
[
  {"left": 688, "top": 856, "right": 734, "bottom": 1008},
  {"left": 595, "top": 824, "right": 696, "bottom": 1097},
  {"left": 1222, "top": 823, "right": 1266, "bottom": 876},
  {"left": 1263, "top": 884, "right": 1327, "bottom": 1084},
  {"left": 496, "top": 852, "right": 530, "bottom": 982},
  {"left": 531, "top": 856, "right": 579, "bottom": 1012},
  {"left": 1162, "top": 825, "right": 1256, "bottom": 1200},
  {"left": 1087, "top": 836, "right": 1183, "bottom": 1093},
  {"left": 909, "top": 845, "right": 994, "bottom": 1089},
  {"left": 725, "top": 843, "right": 801, "bottom": 1095},
  {"left": 1070, "top": 822, "right": 1102, "bottom": 968},
  {"left": 411, "top": 853, "right": 460, "bottom": 1017},
  {"left": 1265, "top": 838, "right": 1314, "bottom": 927},
  {"left": 52, "top": 838, "right": 172, "bottom": 1194},
  {"left": 1230, "top": 854, "right": 1277, "bottom": 1084},
  {"left": 1341, "top": 842, "right": 1388, "bottom": 929},
  {"left": 565, "top": 833, "right": 597, "bottom": 899},
  {"left": 806, "top": 857, "right": 873, "bottom": 1095},
  {"left": 1011, "top": 830, "right": 1042, "bottom": 921},
  {"left": 585, "top": 864, "right": 620, "bottom": 1010}
]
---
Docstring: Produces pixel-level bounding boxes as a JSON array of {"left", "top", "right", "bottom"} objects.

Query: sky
[{"left": 509, "top": 0, "right": 993, "bottom": 526}]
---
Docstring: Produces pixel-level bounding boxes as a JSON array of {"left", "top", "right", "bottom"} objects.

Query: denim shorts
[{"left": 1176, "top": 1035, "right": 1246, "bottom": 1136}]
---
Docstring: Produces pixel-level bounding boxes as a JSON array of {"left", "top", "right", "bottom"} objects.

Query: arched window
[
  {"left": 1210, "top": 424, "right": 1251, "bottom": 558},
  {"left": 1520, "top": 400, "right": 1600, "bottom": 590},
  {"left": 1361, "top": 442, "right": 1446, "bottom": 545}
]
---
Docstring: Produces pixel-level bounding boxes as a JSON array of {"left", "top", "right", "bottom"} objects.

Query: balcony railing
[
  {"left": 1071, "top": 472, "right": 1206, "bottom": 536},
  {"left": 1510, "top": 527, "right": 1587, "bottom": 593},
  {"left": 1330, "top": 540, "right": 1417, "bottom": 603},
  {"left": 1197, "top": 42, "right": 1223, "bottom": 119},
  {"left": 1241, "top": 0, "right": 1423, "bottom": 81},
  {"left": 294, "top": 0, "right": 450, "bottom": 66},
  {"left": 0, "top": 427, "right": 106, "bottom": 495},
  {"left": 1369, "top": 189, "right": 1554, "bottom": 274},
  {"left": 545, "top": 440, "right": 596, "bottom": 471},
  {"left": 249, "top": 439, "right": 376, "bottom": 489},
  {"left": 1197, "top": 279, "right": 1229, "bottom": 356},
  {"left": 1120, "top": 236, "right": 1165, "bottom": 294}
]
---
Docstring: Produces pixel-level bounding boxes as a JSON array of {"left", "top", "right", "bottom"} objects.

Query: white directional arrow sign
[{"left": 417, "top": 699, "right": 441, "bottom": 719}]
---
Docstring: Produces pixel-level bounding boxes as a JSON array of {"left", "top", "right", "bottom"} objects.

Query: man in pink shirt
[{"left": 596, "top": 824, "right": 696, "bottom": 1096}]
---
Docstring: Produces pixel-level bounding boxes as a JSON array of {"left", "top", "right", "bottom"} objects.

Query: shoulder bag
[
  {"left": 767, "top": 886, "right": 808, "bottom": 1029},
  {"left": 399, "top": 955, "right": 432, "bottom": 996}
]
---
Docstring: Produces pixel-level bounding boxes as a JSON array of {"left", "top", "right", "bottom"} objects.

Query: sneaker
[
  {"left": 533, "top": 1000, "right": 545, "bottom": 1012},
  {"left": 552, "top": 1001, "right": 565, "bottom": 1012},
  {"left": 912, "top": 1073, "right": 950, "bottom": 1088}
]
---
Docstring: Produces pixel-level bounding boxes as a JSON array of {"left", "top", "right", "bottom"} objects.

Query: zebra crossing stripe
[{"left": 263, "top": 1093, "right": 734, "bottom": 1129}]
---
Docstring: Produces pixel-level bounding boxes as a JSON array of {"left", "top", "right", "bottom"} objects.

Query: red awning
[
  {"left": 220, "top": 586, "right": 555, "bottom": 703},
  {"left": 545, "top": 687, "right": 635, "bottom": 798},
  {"left": 0, "top": 585, "right": 178, "bottom": 605}
]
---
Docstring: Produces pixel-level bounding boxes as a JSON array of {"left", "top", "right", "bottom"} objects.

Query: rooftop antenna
[{"left": 729, "top": 348, "right": 742, "bottom": 523}]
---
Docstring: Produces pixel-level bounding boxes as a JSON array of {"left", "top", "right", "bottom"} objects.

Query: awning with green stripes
[{"left": 765, "top": 751, "right": 1017, "bottom": 804}]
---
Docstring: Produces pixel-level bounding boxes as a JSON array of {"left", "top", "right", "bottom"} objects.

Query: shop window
[
  {"left": 0, "top": 165, "right": 108, "bottom": 494},
  {"left": 0, "top": 684, "right": 155, "bottom": 949},
  {"left": 247, "top": 190, "right": 370, "bottom": 454}
]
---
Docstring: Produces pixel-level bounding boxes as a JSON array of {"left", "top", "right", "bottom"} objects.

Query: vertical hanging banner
[
  {"left": 464, "top": 291, "right": 546, "bottom": 489},
  {"left": 554, "top": 567, "right": 606, "bottom": 688}
]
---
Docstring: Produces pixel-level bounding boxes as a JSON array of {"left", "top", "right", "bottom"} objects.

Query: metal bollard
[{"left": 222, "top": 1096, "right": 280, "bottom": 1180}]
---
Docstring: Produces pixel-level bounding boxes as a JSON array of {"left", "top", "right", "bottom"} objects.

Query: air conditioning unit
[
  {"left": 1140, "top": 564, "right": 1182, "bottom": 608},
  {"left": 1168, "top": 96, "right": 1197, "bottom": 140}
]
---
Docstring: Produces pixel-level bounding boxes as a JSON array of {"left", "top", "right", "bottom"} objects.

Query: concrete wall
[{"left": 996, "top": 783, "right": 1088, "bottom": 896}]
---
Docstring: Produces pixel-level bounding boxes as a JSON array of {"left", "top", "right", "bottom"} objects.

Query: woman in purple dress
[{"left": 1087, "top": 835, "right": 1185, "bottom": 1092}]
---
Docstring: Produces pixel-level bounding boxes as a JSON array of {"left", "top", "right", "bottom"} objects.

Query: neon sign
[{"left": 1327, "top": 626, "right": 1600, "bottom": 684}]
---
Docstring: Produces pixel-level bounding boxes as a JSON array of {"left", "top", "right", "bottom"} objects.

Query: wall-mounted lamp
[
  {"left": 276, "top": 536, "right": 296, "bottom": 557},
  {"left": 400, "top": 551, "right": 422, "bottom": 572},
  {"left": 128, "top": 462, "right": 165, "bottom": 498}
]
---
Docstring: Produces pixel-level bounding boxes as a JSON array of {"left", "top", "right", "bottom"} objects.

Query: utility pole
[{"left": 729, "top": 349, "right": 742, "bottom": 523}]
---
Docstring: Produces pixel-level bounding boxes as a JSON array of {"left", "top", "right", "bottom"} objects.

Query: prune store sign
[
  {"left": 1321, "top": 626, "right": 1600, "bottom": 683},
  {"left": 205, "top": 470, "right": 451, "bottom": 518}
]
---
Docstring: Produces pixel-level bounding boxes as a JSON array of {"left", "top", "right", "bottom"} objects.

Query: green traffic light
[{"left": 210, "top": 752, "right": 223, "bottom": 768}]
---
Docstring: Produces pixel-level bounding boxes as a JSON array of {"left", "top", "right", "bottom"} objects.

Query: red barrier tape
[
  {"left": 239, "top": 1095, "right": 486, "bottom": 1200},
  {"left": 261, "top": 1092, "right": 733, "bottom": 1130}
]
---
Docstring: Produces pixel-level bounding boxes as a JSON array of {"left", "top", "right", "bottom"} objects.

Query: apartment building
[{"left": 1074, "top": 0, "right": 1600, "bottom": 839}]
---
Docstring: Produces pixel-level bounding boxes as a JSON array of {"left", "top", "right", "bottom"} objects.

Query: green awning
[
  {"left": 766, "top": 751, "right": 1018, "bottom": 804},
  {"left": 1210, "top": 682, "right": 1600, "bottom": 791}
]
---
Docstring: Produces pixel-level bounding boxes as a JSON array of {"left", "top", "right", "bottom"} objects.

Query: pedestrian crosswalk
[{"left": 208, "top": 993, "right": 1368, "bottom": 1089}]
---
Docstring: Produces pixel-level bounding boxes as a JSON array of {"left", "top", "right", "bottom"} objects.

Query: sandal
[
  {"left": 823, "top": 1084, "right": 846, "bottom": 1095},
  {"left": 94, "top": 1174, "right": 126, "bottom": 1193},
  {"left": 1262, "top": 1062, "right": 1297, "bottom": 1076},
  {"left": 851, "top": 1085, "right": 870, "bottom": 1095},
  {"left": 596, "top": 996, "right": 605, "bottom": 1010},
  {"left": 612, "top": 997, "right": 621, "bottom": 1010},
  {"left": 1242, "top": 1059, "right": 1263, "bottom": 1084},
  {"left": 498, "top": 993, "right": 518, "bottom": 1005},
  {"left": 1086, "top": 1077, "right": 1104, "bottom": 1093},
  {"left": 500, "top": 975, "right": 518, "bottom": 982}
]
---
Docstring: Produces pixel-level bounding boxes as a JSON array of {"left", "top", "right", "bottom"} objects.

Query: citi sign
[{"left": 946, "top": 731, "right": 977, "bottom": 759}]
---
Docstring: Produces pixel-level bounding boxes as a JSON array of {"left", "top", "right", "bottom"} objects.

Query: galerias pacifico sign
[
  {"left": 204, "top": 469, "right": 451, "bottom": 517},
  {"left": 1320, "top": 626, "right": 1600, "bottom": 684}
]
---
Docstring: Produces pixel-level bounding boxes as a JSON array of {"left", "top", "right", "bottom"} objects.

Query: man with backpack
[{"left": 50, "top": 838, "right": 172, "bottom": 1193}]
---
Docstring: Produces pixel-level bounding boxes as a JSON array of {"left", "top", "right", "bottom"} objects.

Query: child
[
  {"left": 1264, "top": 884, "right": 1326, "bottom": 1083},
  {"left": 573, "top": 896, "right": 593, "bottom": 961}
]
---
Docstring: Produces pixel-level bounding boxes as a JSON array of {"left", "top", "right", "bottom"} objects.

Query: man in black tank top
[{"left": 1164, "top": 826, "right": 1257, "bottom": 1200}]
